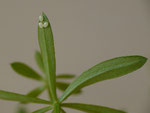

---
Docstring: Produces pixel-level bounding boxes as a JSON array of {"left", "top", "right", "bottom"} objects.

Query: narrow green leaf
[
  {"left": 56, "top": 74, "right": 75, "bottom": 79},
  {"left": 27, "top": 86, "right": 46, "bottom": 97},
  {"left": 56, "top": 82, "right": 69, "bottom": 91},
  {"left": 0, "top": 90, "right": 51, "bottom": 104},
  {"left": 32, "top": 106, "right": 53, "bottom": 113},
  {"left": 11, "top": 62, "right": 43, "bottom": 81},
  {"left": 38, "top": 12, "right": 57, "bottom": 102},
  {"left": 62, "top": 103, "right": 126, "bottom": 113},
  {"left": 21, "top": 86, "right": 46, "bottom": 104},
  {"left": 59, "top": 56, "right": 147, "bottom": 102},
  {"left": 56, "top": 82, "right": 81, "bottom": 94},
  {"left": 35, "top": 51, "right": 45, "bottom": 73}
]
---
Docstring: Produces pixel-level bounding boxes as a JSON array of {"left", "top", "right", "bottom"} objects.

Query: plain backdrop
[{"left": 0, "top": 0, "right": 150, "bottom": 113}]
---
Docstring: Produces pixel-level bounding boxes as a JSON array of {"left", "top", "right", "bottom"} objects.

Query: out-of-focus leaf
[
  {"left": 56, "top": 74, "right": 75, "bottom": 79},
  {"left": 32, "top": 106, "right": 53, "bottom": 113},
  {"left": 22, "top": 86, "right": 46, "bottom": 104},
  {"left": 62, "top": 103, "right": 126, "bottom": 113},
  {"left": 35, "top": 51, "right": 45, "bottom": 73},
  {"left": 11, "top": 62, "right": 43, "bottom": 81},
  {"left": 27, "top": 86, "right": 46, "bottom": 97},
  {"left": 56, "top": 82, "right": 81, "bottom": 94},
  {"left": 59, "top": 56, "right": 147, "bottom": 102}
]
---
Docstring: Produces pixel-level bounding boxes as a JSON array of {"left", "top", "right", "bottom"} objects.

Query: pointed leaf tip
[
  {"left": 11, "top": 62, "right": 43, "bottom": 81},
  {"left": 32, "top": 106, "right": 53, "bottom": 113},
  {"left": 59, "top": 55, "right": 147, "bottom": 102}
]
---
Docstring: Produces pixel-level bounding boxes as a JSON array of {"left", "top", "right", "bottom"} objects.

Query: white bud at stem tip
[
  {"left": 39, "top": 22, "right": 43, "bottom": 28},
  {"left": 39, "top": 15, "right": 43, "bottom": 22},
  {"left": 43, "top": 22, "right": 48, "bottom": 28}
]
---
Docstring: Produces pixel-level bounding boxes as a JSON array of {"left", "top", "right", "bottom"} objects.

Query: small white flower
[
  {"left": 39, "top": 15, "right": 43, "bottom": 22},
  {"left": 43, "top": 22, "right": 48, "bottom": 28},
  {"left": 39, "top": 22, "right": 43, "bottom": 28}
]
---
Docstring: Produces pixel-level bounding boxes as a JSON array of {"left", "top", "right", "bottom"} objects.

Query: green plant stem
[{"left": 54, "top": 102, "right": 60, "bottom": 113}]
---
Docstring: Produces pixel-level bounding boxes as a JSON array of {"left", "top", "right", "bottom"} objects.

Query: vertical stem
[{"left": 54, "top": 102, "right": 60, "bottom": 113}]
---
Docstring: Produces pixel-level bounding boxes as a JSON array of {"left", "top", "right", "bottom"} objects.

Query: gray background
[{"left": 0, "top": 0, "right": 150, "bottom": 113}]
